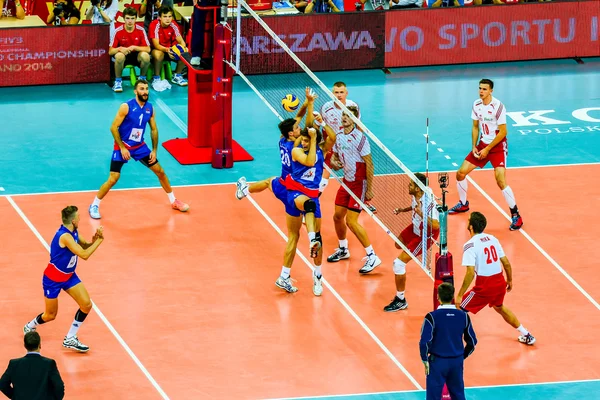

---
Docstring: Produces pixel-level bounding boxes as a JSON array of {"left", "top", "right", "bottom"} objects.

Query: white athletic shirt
[
  {"left": 320, "top": 99, "right": 360, "bottom": 136},
  {"left": 333, "top": 127, "right": 370, "bottom": 182},
  {"left": 462, "top": 233, "right": 505, "bottom": 276},
  {"left": 471, "top": 97, "right": 506, "bottom": 145},
  {"left": 411, "top": 195, "right": 440, "bottom": 237}
]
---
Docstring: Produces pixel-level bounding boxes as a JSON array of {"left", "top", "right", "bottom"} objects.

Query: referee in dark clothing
[{"left": 419, "top": 283, "right": 477, "bottom": 400}]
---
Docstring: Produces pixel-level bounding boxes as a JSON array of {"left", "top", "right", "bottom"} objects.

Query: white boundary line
[
  {"left": 243, "top": 194, "right": 423, "bottom": 391},
  {"left": 466, "top": 175, "right": 600, "bottom": 311},
  {"left": 5, "top": 196, "right": 171, "bottom": 400},
  {"left": 260, "top": 378, "right": 600, "bottom": 400},
  {"left": 1, "top": 161, "right": 598, "bottom": 198}
]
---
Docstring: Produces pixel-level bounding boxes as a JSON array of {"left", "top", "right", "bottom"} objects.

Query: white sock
[
  {"left": 281, "top": 266, "right": 291, "bottom": 279},
  {"left": 308, "top": 232, "right": 316, "bottom": 241},
  {"left": 502, "top": 186, "right": 517, "bottom": 209},
  {"left": 457, "top": 179, "right": 468, "bottom": 204},
  {"left": 26, "top": 318, "right": 39, "bottom": 330},
  {"left": 365, "top": 245, "right": 374, "bottom": 256},
  {"left": 339, "top": 239, "right": 348, "bottom": 249},
  {"left": 167, "top": 192, "right": 176, "bottom": 204},
  {"left": 66, "top": 319, "right": 82, "bottom": 339},
  {"left": 517, "top": 324, "right": 529, "bottom": 336},
  {"left": 397, "top": 291, "right": 405, "bottom": 300},
  {"left": 314, "top": 265, "right": 322, "bottom": 278},
  {"left": 92, "top": 197, "right": 101, "bottom": 207}
]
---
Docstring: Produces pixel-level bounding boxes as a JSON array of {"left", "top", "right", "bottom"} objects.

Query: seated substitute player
[
  {"left": 109, "top": 6, "right": 151, "bottom": 92},
  {"left": 385, "top": 173, "right": 440, "bottom": 312},
  {"left": 456, "top": 211, "right": 535, "bottom": 345},
  {"left": 285, "top": 126, "right": 337, "bottom": 295},
  {"left": 449, "top": 79, "right": 523, "bottom": 231},
  {"left": 88, "top": 80, "right": 189, "bottom": 219},
  {"left": 326, "top": 106, "right": 381, "bottom": 274},
  {"left": 23, "top": 206, "right": 104, "bottom": 352},
  {"left": 148, "top": 5, "right": 188, "bottom": 88}
]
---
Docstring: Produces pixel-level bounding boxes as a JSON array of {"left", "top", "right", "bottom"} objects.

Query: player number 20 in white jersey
[{"left": 462, "top": 233, "right": 505, "bottom": 277}]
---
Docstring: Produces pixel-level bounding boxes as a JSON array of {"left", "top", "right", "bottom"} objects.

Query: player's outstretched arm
[
  {"left": 393, "top": 206, "right": 412, "bottom": 214},
  {"left": 61, "top": 231, "right": 104, "bottom": 261},
  {"left": 500, "top": 256, "right": 513, "bottom": 292}
]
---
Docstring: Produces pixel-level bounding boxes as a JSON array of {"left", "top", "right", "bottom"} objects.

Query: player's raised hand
[
  {"left": 307, "top": 127, "right": 316, "bottom": 139},
  {"left": 305, "top": 87, "right": 317, "bottom": 103},
  {"left": 120, "top": 147, "right": 131, "bottom": 161}
]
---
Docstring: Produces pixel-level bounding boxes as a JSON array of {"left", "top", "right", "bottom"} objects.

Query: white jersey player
[{"left": 449, "top": 78, "right": 523, "bottom": 232}]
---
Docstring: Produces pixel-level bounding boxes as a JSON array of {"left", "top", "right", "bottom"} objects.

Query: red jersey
[
  {"left": 1, "top": 0, "right": 28, "bottom": 17},
  {"left": 148, "top": 19, "right": 182, "bottom": 48},
  {"left": 110, "top": 25, "right": 150, "bottom": 49}
]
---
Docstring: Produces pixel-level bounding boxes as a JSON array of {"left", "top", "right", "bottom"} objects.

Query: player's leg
[
  {"left": 137, "top": 51, "right": 151, "bottom": 79},
  {"left": 292, "top": 194, "right": 320, "bottom": 257},
  {"left": 384, "top": 227, "right": 415, "bottom": 312},
  {"left": 494, "top": 165, "right": 523, "bottom": 231},
  {"left": 449, "top": 158, "right": 479, "bottom": 214},
  {"left": 23, "top": 294, "right": 59, "bottom": 334},
  {"left": 425, "top": 357, "right": 446, "bottom": 400},
  {"left": 90, "top": 151, "right": 127, "bottom": 219},
  {"left": 327, "top": 205, "right": 350, "bottom": 262},
  {"left": 145, "top": 158, "right": 189, "bottom": 212},
  {"left": 172, "top": 60, "right": 188, "bottom": 86},
  {"left": 63, "top": 279, "right": 93, "bottom": 352},
  {"left": 235, "top": 177, "right": 274, "bottom": 200},
  {"left": 444, "top": 357, "right": 466, "bottom": 400},
  {"left": 276, "top": 213, "right": 303, "bottom": 293},
  {"left": 150, "top": 49, "right": 165, "bottom": 88},
  {"left": 112, "top": 52, "right": 126, "bottom": 92},
  {"left": 342, "top": 189, "right": 381, "bottom": 273},
  {"left": 312, "top": 217, "right": 324, "bottom": 296},
  {"left": 492, "top": 304, "right": 535, "bottom": 345}
]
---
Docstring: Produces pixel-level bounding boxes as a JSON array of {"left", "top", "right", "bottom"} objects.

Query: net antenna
[{"left": 228, "top": 1, "right": 439, "bottom": 278}]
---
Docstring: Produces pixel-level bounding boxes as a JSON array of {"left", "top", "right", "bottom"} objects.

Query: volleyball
[
  {"left": 281, "top": 94, "right": 300, "bottom": 112},
  {"left": 170, "top": 44, "right": 185, "bottom": 61}
]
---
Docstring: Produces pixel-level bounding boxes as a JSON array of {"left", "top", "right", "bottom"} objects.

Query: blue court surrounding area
[{"left": 2, "top": 57, "right": 600, "bottom": 399}]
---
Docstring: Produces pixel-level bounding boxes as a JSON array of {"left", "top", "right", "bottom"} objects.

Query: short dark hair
[
  {"left": 134, "top": 79, "right": 148, "bottom": 90},
  {"left": 438, "top": 282, "right": 455, "bottom": 303},
  {"left": 479, "top": 78, "right": 494, "bottom": 89},
  {"left": 345, "top": 105, "right": 359, "bottom": 118},
  {"left": 469, "top": 211, "right": 487, "bottom": 234},
  {"left": 24, "top": 331, "right": 41, "bottom": 352},
  {"left": 61, "top": 205, "right": 78, "bottom": 225},
  {"left": 414, "top": 172, "right": 427, "bottom": 187},
  {"left": 158, "top": 5, "right": 173, "bottom": 16},
  {"left": 333, "top": 81, "right": 346, "bottom": 88},
  {"left": 300, "top": 126, "right": 322, "bottom": 145},
  {"left": 278, "top": 118, "right": 296, "bottom": 139},
  {"left": 123, "top": 6, "right": 137, "bottom": 17}
]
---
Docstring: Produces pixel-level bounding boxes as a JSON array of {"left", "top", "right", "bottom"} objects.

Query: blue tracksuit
[{"left": 419, "top": 304, "right": 477, "bottom": 400}]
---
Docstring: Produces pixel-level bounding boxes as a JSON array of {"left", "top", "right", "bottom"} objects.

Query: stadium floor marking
[
  {"left": 243, "top": 193, "right": 424, "bottom": 390},
  {"left": 5, "top": 195, "right": 171, "bottom": 400}
]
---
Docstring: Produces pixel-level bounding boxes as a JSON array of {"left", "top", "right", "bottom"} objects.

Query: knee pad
[
  {"left": 393, "top": 259, "right": 406, "bottom": 275},
  {"left": 304, "top": 199, "right": 317, "bottom": 213}
]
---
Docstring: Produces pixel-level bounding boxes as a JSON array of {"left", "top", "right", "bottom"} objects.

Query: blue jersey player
[
  {"left": 23, "top": 206, "right": 104, "bottom": 352},
  {"left": 235, "top": 88, "right": 320, "bottom": 294},
  {"left": 88, "top": 80, "right": 189, "bottom": 219},
  {"left": 284, "top": 127, "right": 336, "bottom": 295}
]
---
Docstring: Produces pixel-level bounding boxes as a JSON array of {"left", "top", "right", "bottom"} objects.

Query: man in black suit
[{"left": 0, "top": 332, "right": 64, "bottom": 400}]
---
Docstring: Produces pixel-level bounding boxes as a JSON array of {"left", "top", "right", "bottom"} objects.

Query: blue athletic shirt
[
  {"left": 285, "top": 145, "right": 324, "bottom": 198},
  {"left": 116, "top": 98, "right": 154, "bottom": 150},
  {"left": 44, "top": 225, "right": 79, "bottom": 282},
  {"left": 279, "top": 137, "right": 295, "bottom": 180}
]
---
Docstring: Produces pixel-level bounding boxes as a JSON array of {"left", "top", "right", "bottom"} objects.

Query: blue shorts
[
  {"left": 42, "top": 273, "right": 81, "bottom": 299},
  {"left": 287, "top": 190, "right": 321, "bottom": 219},
  {"left": 112, "top": 143, "right": 152, "bottom": 163},
  {"left": 272, "top": 177, "right": 301, "bottom": 217}
]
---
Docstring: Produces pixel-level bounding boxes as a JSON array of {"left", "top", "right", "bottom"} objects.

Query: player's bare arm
[
  {"left": 500, "top": 256, "right": 513, "bottom": 292},
  {"left": 111, "top": 103, "right": 130, "bottom": 160},
  {"left": 362, "top": 154, "right": 375, "bottom": 201},
  {"left": 479, "top": 124, "right": 507, "bottom": 160},
  {"left": 471, "top": 119, "right": 480, "bottom": 158},
  {"left": 330, "top": 152, "right": 343, "bottom": 170},
  {"left": 294, "top": 87, "right": 315, "bottom": 123},
  {"left": 291, "top": 129, "right": 317, "bottom": 166},
  {"left": 322, "top": 124, "right": 336, "bottom": 153},
  {"left": 79, "top": 227, "right": 104, "bottom": 249},
  {"left": 393, "top": 206, "right": 412, "bottom": 214},
  {"left": 149, "top": 110, "right": 159, "bottom": 162},
  {"left": 60, "top": 232, "right": 104, "bottom": 260},
  {"left": 457, "top": 266, "right": 476, "bottom": 304}
]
